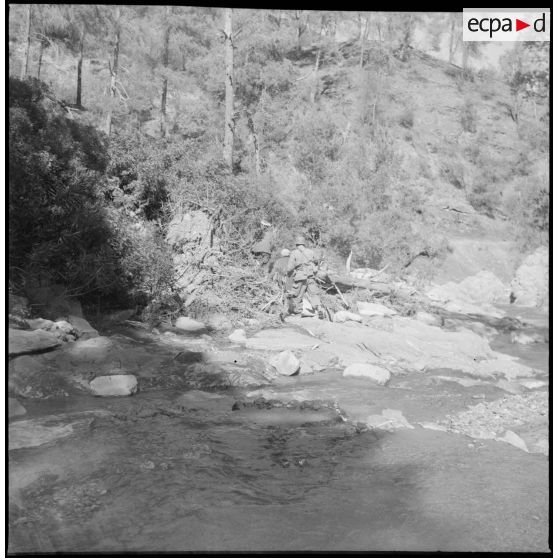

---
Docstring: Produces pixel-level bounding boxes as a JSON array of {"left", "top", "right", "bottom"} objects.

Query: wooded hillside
[{"left": 8, "top": 7, "right": 549, "bottom": 319}]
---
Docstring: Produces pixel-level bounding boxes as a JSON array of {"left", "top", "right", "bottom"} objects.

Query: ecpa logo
[{"left": 463, "top": 8, "right": 550, "bottom": 41}]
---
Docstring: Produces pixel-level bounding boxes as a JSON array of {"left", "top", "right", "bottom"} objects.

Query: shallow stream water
[{"left": 8, "top": 306, "right": 549, "bottom": 552}]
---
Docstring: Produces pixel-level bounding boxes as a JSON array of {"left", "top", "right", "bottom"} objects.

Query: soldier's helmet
[
  {"left": 295, "top": 235, "right": 306, "bottom": 246},
  {"left": 281, "top": 248, "right": 291, "bottom": 257}
]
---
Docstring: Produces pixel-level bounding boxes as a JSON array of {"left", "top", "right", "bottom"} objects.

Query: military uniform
[{"left": 286, "top": 240, "right": 322, "bottom": 315}]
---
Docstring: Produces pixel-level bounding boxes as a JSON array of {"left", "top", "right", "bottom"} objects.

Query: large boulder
[
  {"left": 333, "top": 310, "right": 362, "bottom": 323},
  {"left": 356, "top": 301, "right": 397, "bottom": 317},
  {"left": 206, "top": 313, "right": 233, "bottom": 332},
  {"left": 67, "top": 315, "right": 98, "bottom": 340},
  {"left": 166, "top": 211, "right": 212, "bottom": 249},
  {"left": 366, "top": 409, "right": 414, "bottom": 430},
  {"left": 269, "top": 351, "right": 300, "bottom": 376},
  {"left": 26, "top": 318, "right": 55, "bottom": 331},
  {"left": 8, "top": 329, "right": 61, "bottom": 357},
  {"left": 66, "top": 336, "right": 114, "bottom": 362},
  {"left": 427, "top": 270, "right": 510, "bottom": 308},
  {"left": 343, "top": 363, "right": 391, "bottom": 385},
  {"left": 89, "top": 375, "right": 138, "bottom": 396},
  {"left": 228, "top": 329, "right": 247, "bottom": 344},
  {"left": 511, "top": 247, "right": 548, "bottom": 307},
  {"left": 175, "top": 317, "right": 207, "bottom": 333}
]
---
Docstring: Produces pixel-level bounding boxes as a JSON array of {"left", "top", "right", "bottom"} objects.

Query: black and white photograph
[{"left": 7, "top": 5, "right": 550, "bottom": 553}]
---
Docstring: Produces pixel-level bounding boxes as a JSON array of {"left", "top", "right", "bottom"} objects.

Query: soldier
[
  {"left": 286, "top": 235, "right": 325, "bottom": 318},
  {"left": 251, "top": 220, "right": 274, "bottom": 266}
]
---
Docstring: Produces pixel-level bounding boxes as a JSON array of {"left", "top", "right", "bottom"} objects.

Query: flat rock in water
[
  {"left": 510, "top": 331, "right": 546, "bottom": 345},
  {"left": 367, "top": 409, "right": 414, "bottom": 430},
  {"left": 228, "top": 329, "right": 247, "bottom": 343},
  {"left": 356, "top": 301, "right": 397, "bottom": 317},
  {"left": 473, "top": 357, "right": 536, "bottom": 380},
  {"left": 8, "top": 398, "right": 27, "bottom": 419},
  {"left": 9, "top": 414, "right": 95, "bottom": 450},
  {"left": 245, "top": 329, "right": 318, "bottom": 351},
  {"left": 496, "top": 430, "right": 529, "bottom": 453},
  {"left": 343, "top": 363, "right": 391, "bottom": 385},
  {"left": 175, "top": 317, "right": 207, "bottom": 333},
  {"left": 67, "top": 315, "right": 98, "bottom": 339},
  {"left": 269, "top": 350, "right": 300, "bottom": 376},
  {"left": 66, "top": 336, "right": 114, "bottom": 361},
  {"left": 9, "top": 329, "right": 61, "bottom": 357},
  {"left": 414, "top": 311, "right": 442, "bottom": 327},
  {"left": 90, "top": 374, "right": 138, "bottom": 396},
  {"left": 518, "top": 379, "right": 547, "bottom": 390}
]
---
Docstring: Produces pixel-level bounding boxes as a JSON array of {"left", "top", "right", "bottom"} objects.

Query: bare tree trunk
[
  {"left": 76, "top": 25, "right": 85, "bottom": 107},
  {"left": 359, "top": 13, "right": 370, "bottom": 68},
  {"left": 105, "top": 6, "right": 121, "bottom": 136},
  {"left": 21, "top": 4, "right": 32, "bottom": 79},
  {"left": 223, "top": 8, "right": 234, "bottom": 171},
  {"left": 461, "top": 42, "right": 469, "bottom": 74},
  {"left": 37, "top": 40, "right": 44, "bottom": 79},
  {"left": 309, "top": 18, "right": 325, "bottom": 103},
  {"left": 448, "top": 17, "right": 457, "bottom": 64},
  {"left": 247, "top": 114, "right": 261, "bottom": 174},
  {"left": 160, "top": 6, "right": 171, "bottom": 138},
  {"left": 309, "top": 48, "right": 321, "bottom": 103}
]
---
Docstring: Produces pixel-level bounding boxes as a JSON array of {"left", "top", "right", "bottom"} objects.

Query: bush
[
  {"left": 460, "top": 98, "right": 478, "bottom": 133},
  {"left": 9, "top": 77, "right": 175, "bottom": 309},
  {"left": 399, "top": 107, "right": 415, "bottom": 129}
]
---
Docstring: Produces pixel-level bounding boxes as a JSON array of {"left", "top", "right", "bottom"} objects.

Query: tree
[
  {"left": 105, "top": 6, "right": 122, "bottom": 136},
  {"left": 21, "top": 4, "right": 32, "bottom": 79},
  {"left": 223, "top": 8, "right": 234, "bottom": 171},
  {"left": 160, "top": 6, "right": 172, "bottom": 137},
  {"left": 358, "top": 12, "right": 371, "bottom": 68}
]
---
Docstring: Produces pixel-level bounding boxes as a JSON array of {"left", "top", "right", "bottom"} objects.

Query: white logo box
[{"left": 463, "top": 8, "right": 550, "bottom": 41}]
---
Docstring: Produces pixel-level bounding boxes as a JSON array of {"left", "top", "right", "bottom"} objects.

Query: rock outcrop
[
  {"left": 9, "top": 329, "right": 61, "bottom": 357},
  {"left": 511, "top": 247, "right": 548, "bottom": 307}
]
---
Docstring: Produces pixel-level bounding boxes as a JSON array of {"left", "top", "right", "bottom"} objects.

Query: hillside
[{"left": 8, "top": 8, "right": 549, "bottom": 317}]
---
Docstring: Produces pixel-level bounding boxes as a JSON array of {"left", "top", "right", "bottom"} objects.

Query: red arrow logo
[{"left": 516, "top": 18, "right": 530, "bottom": 31}]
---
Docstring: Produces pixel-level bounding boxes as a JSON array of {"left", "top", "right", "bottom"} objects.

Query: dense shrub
[{"left": 9, "top": 77, "right": 175, "bottom": 307}]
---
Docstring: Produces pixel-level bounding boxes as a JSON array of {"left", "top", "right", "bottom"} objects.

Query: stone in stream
[
  {"left": 175, "top": 317, "right": 207, "bottom": 333},
  {"left": 343, "top": 363, "right": 391, "bottom": 386},
  {"left": 26, "top": 318, "right": 55, "bottom": 331},
  {"left": 9, "top": 329, "right": 61, "bottom": 357},
  {"left": 245, "top": 328, "right": 317, "bottom": 351},
  {"left": 367, "top": 409, "right": 414, "bottom": 431},
  {"left": 67, "top": 315, "right": 98, "bottom": 340},
  {"left": 228, "top": 328, "right": 247, "bottom": 344},
  {"left": 333, "top": 310, "right": 362, "bottom": 323},
  {"left": 518, "top": 379, "right": 547, "bottom": 390},
  {"left": 414, "top": 311, "right": 443, "bottom": 327},
  {"left": 205, "top": 313, "right": 233, "bottom": 332},
  {"left": 510, "top": 331, "right": 547, "bottom": 345},
  {"left": 89, "top": 375, "right": 138, "bottom": 396},
  {"left": 510, "top": 246, "right": 548, "bottom": 307},
  {"left": 269, "top": 351, "right": 301, "bottom": 376},
  {"left": 356, "top": 301, "right": 397, "bottom": 317},
  {"left": 496, "top": 430, "right": 529, "bottom": 453},
  {"left": 66, "top": 336, "right": 114, "bottom": 362},
  {"left": 8, "top": 398, "right": 27, "bottom": 419}
]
